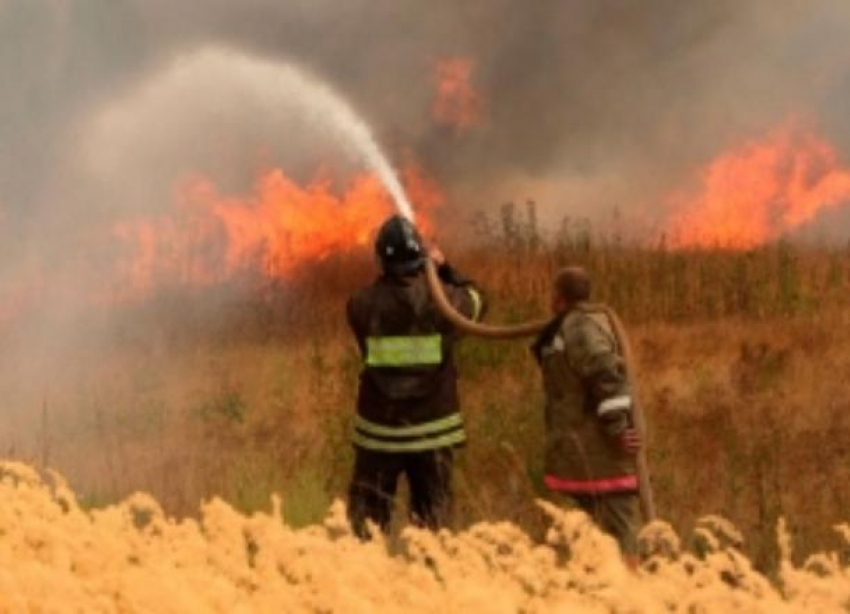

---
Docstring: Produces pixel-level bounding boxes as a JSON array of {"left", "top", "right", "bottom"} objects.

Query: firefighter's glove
[
  {"left": 599, "top": 407, "right": 640, "bottom": 455},
  {"left": 428, "top": 246, "right": 447, "bottom": 266}
]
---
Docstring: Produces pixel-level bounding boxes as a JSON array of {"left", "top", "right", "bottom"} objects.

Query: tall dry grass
[
  {"left": 2, "top": 462, "right": 848, "bottom": 611},
  {"left": 1, "top": 210, "right": 849, "bottom": 572}
]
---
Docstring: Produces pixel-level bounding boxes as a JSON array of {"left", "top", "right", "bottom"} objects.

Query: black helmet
[{"left": 375, "top": 215, "right": 426, "bottom": 276}]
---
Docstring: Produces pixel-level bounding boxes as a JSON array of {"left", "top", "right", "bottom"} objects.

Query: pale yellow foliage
[{"left": 0, "top": 463, "right": 847, "bottom": 613}]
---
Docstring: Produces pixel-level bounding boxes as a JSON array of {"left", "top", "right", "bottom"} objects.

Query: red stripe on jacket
[{"left": 544, "top": 474, "right": 638, "bottom": 495}]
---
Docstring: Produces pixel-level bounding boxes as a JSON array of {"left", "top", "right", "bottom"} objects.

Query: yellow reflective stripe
[
  {"left": 366, "top": 335, "right": 442, "bottom": 367},
  {"left": 355, "top": 413, "right": 463, "bottom": 438},
  {"left": 352, "top": 429, "right": 466, "bottom": 452},
  {"left": 467, "top": 288, "right": 483, "bottom": 321}
]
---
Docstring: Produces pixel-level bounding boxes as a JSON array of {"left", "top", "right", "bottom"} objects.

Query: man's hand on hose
[
  {"left": 619, "top": 428, "right": 641, "bottom": 455},
  {"left": 428, "top": 246, "right": 446, "bottom": 266},
  {"left": 428, "top": 245, "right": 474, "bottom": 287}
]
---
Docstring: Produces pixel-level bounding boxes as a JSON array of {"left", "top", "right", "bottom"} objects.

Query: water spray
[
  {"left": 215, "top": 47, "right": 417, "bottom": 221},
  {"left": 86, "top": 47, "right": 417, "bottom": 223}
]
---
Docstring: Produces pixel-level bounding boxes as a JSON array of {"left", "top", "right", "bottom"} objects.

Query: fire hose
[{"left": 424, "top": 258, "right": 657, "bottom": 522}]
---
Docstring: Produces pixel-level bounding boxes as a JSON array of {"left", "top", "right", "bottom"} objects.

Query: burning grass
[{"left": 666, "top": 121, "right": 850, "bottom": 248}]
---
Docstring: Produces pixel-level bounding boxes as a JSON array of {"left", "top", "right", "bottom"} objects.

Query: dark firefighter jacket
[
  {"left": 532, "top": 303, "right": 638, "bottom": 495},
  {"left": 346, "top": 264, "right": 484, "bottom": 453}
]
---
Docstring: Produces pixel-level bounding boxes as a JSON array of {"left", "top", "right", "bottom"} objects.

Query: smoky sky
[{"left": 2, "top": 0, "right": 850, "bottom": 237}]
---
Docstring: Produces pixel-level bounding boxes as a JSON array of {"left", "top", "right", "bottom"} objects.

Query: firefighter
[
  {"left": 345, "top": 214, "right": 485, "bottom": 539},
  {"left": 531, "top": 266, "right": 642, "bottom": 556}
]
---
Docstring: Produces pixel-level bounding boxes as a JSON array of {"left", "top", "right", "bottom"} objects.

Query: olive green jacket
[{"left": 534, "top": 304, "right": 637, "bottom": 493}]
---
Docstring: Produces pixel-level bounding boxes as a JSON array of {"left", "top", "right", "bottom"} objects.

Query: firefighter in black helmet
[{"left": 345, "top": 214, "right": 485, "bottom": 538}]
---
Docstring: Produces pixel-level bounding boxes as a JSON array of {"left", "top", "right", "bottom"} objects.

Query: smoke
[
  {"left": 0, "top": 2, "right": 849, "bottom": 341},
  {"left": 4, "top": 1, "right": 850, "bottom": 232}
]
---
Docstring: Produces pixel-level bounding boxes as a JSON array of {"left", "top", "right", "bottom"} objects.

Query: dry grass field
[
  {"left": 0, "top": 461, "right": 848, "bottom": 611},
  {"left": 1, "top": 216, "right": 849, "bottom": 582}
]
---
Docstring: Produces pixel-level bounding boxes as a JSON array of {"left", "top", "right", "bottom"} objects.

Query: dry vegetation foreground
[
  {"left": 0, "top": 462, "right": 848, "bottom": 612},
  {"left": 1, "top": 235, "right": 849, "bottom": 609}
]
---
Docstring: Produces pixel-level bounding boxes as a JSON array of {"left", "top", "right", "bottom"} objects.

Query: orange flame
[
  {"left": 432, "top": 57, "right": 484, "bottom": 133},
  {"left": 666, "top": 122, "right": 850, "bottom": 248},
  {"left": 111, "top": 165, "right": 442, "bottom": 300}
]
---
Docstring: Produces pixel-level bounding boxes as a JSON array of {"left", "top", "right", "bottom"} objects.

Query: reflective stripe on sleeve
[
  {"left": 466, "top": 288, "right": 483, "bottom": 321},
  {"left": 598, "top": 395, "right": 631, "bottom": 415},
  {"left": 365, "top": 335, "right": 442, "bottom": 367}
]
